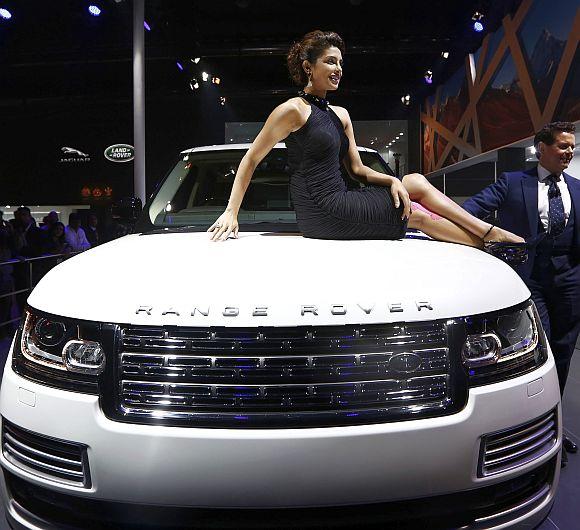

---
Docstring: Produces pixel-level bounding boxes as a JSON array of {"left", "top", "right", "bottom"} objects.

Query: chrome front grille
[
  {"left": 114, "top": 322, "right": 461, "bottom": 428},
  {"left": 479, "top": 409, "right": 558, "bottom": 476},
  {"left": 2, "top": 419, "right": 91, "bottom": 488}
]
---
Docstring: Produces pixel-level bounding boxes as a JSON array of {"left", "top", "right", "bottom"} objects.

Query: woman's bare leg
[
  {"left": 408, "top": 206, "right": 481, "bottom": 247},
  {"left": 402, "top": 173, "right": 524, "bottom": 244}
]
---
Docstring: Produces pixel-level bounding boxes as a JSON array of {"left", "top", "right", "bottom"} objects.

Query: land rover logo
[
  {"left": 104, "top": 144, "right": 135, "bottom": 163},
  {"left": 388, "top": 353, "right": 422, "bottom": 373}
]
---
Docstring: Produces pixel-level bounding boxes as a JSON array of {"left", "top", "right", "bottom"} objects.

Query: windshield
[{"left": 147, "top": 147, "right": 394, "bottom": 229}]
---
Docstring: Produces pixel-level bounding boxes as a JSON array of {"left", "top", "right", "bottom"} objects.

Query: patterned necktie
[{"left": 547, "top": 174, "right": 565, "bottom": 237}]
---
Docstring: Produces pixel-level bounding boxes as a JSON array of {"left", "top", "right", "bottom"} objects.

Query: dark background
[{"left": 0, "top": 0, "right": 522, "bottom": 204}]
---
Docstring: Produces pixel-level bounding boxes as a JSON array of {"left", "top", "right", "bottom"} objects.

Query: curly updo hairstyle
[{"left": 287, "top": 30, "right": 345, "bottom": 86}]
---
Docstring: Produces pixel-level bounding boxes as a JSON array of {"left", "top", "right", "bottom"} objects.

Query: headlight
[
  {"left": 20, "top": 309, "right": 105, "bottom": 375},
  {"left": 462, "top": 301, "right": 548, "bottom": 385}
]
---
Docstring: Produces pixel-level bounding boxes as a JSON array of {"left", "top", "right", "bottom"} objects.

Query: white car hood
[{"left": 28, "top": 232, "right": 530, "bottom": 326}]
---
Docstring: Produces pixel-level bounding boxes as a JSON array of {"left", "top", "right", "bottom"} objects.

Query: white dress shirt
[
  {"left": 65, "top": 226, "right": 91, "bottom": 251},
  {"left": 537, "top": 164, "right": 572, "bottom": 231}
]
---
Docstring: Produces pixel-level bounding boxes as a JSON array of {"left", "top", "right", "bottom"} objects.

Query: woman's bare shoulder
[
  {"left": 267, "top": 98, "right": 306, "bottom": 120},
  {"left": 282, "top": 97, "right": 309, "bottom": 113}
]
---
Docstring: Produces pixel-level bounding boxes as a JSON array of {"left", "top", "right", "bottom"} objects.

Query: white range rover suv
[{"left": 0, "top": 144, "right": 562, "bottom": 529}]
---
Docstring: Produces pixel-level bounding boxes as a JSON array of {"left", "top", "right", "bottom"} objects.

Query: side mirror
[{"left": 112, "top": 197, "right": 142, "bottom": 223}]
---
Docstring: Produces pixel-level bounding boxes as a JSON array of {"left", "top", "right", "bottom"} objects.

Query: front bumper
[{"left": 0, "top": 347, "right": 561, "bottom": 528}]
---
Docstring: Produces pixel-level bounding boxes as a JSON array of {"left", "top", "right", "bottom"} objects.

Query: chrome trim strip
[
  {"left": 473, "top": 484, "right": 551, "bottom": 525},
  {"left": 485, "top": 431, "right": 556, "bottom": 466},
  {"left": 486, "top": 414, "right": 554, "bottom": 446},
  {"left": 4, "top": 433, "right": 83, "bottom": 468},
  {"left": 4, "top": 444, "right": 84, "bottom": 478},
  {"left": 485, "top": 420, "right": 555, "bottom": 456}
]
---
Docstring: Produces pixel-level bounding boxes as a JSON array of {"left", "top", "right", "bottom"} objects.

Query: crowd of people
[{"left": 0, "top": 206, "right": 129, "bottom": 338}]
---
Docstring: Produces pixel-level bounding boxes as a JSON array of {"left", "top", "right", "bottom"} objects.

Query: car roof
[{"left": 180, "top": 143, "right": 378, "bottom": 154}]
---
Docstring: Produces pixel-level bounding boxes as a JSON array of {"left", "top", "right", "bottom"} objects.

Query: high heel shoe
[{"left": 482, "top": 225, "right": 528, "bottom": 265}]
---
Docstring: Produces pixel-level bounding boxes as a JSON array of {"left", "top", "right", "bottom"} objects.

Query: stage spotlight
[
  {"left": 0, "top": 8, "right": 12, "bottom": 19},
  {"left": 144, "top": 21, "right": 151, "bottom": 31},
  {"left": 401, "top": 94, "right": 411, "bottom": 106},
  {"left": 176, "top": 62, "right": 184, "bottom": 71},
  {"left": 88, "top": 5, "right": 102, "bottom": 16},
  {"left": 441, "top": 51, "right": 449, "bottom": 59},
  {"left": 192, "top": 57, "right": 201, "bottom": 64},
  {"left": 219, "top": 97, "right": 226, "bottom": 106},
  {"left": 202, "top": 72, "right": 209, "bottom": 82},
  {"left": 472, "top": 11, "right": 484, "bottom": 32},
  {"left": 212, "top": 77, "right": 221, "bottom": 85},
  {"left": 424, "top": 70, "right": 433, "bottom": 85},
  {"left": 189, "top": 79, "right": 200, "bottom": 90}
]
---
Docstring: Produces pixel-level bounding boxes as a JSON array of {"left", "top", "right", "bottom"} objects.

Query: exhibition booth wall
[{"left": 422, "top": 0, "right": 580, "bottom": 174}]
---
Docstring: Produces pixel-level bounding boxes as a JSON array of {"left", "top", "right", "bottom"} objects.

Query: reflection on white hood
[{"left": 28, "top": 232, "right": 530, "bottom": 326}]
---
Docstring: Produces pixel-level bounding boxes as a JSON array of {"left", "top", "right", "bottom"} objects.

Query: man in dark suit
[{"left": 463, "top": 122, "right": 580, "bottom": 465}]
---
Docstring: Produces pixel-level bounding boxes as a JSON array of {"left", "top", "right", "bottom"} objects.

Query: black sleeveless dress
[{"left": 285, "top": 96, "right": 408, "bottom": 240}]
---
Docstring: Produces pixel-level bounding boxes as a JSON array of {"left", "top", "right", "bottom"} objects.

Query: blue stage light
[
  {"left": 472, "top": 11, "right": 485, "bottom": 33},
  {"left": 144, "top": 21, "right": 151, "bottom": 31},
  {"left": 0, "top": 8, "right": 12, "bottom": 19},
  {"left": 88, "top": 5, "right": 101, "bottom": 16},
  {"left": 176, "top": 62, "right": 184, "bottom": 71}
]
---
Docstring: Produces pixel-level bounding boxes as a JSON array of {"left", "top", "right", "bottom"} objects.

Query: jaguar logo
[
  {"left": 61, "top": 146, "right": 89, "bottom": 157},
  {"left": 389, "top": 353, "right": 423, "bottom": 373},
  {"left": 60, "top": 146, "right": 91, "bottom": 164}
]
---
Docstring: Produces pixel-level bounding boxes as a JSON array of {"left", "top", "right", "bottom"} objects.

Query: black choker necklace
[{"left": 298, "top": 90, "right": 329, "bottom": 110}]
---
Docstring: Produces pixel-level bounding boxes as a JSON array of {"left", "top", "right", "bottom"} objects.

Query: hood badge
[{"left": 136, "top": 302, "right": 433, "bottom": 317}]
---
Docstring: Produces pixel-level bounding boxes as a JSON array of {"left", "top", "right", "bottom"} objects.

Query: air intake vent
[
  {"left": 2, "top": 419, "right": 91, "bottom": 488},
  {"left": 479, "top": 409, "right": 558, "bottom": 477}
]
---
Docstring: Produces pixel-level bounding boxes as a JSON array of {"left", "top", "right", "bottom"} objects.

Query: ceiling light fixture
[
  {"left": 0, "top": 8, "right": 12, "bottom": 19},
  {"left": 472, "top": 11, "right": 484, "bottom": 32},
  {"left": 424, "top": 70, "right": 433, "bottom": 85},
  {"left": 88, "top": 5, "right": 102, "bottom": 16}
]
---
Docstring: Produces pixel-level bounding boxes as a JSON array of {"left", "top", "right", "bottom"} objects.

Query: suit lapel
[
  {"left": 564, "top": 172, "right": 580, "bottom": 248},
  {"left": 563, "top": 172, "right": 580, "bottom": 212},
  {"left": 521, "top": 168, "right": 539, "bottom": 237}
]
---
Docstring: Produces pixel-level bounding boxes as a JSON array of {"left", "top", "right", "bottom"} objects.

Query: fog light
[
  {"left": 63, "top": 340, "right": 105, "bottom": 374},
  {"left": 462, "top": 333, "right": 501, "bottom": 367}
]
